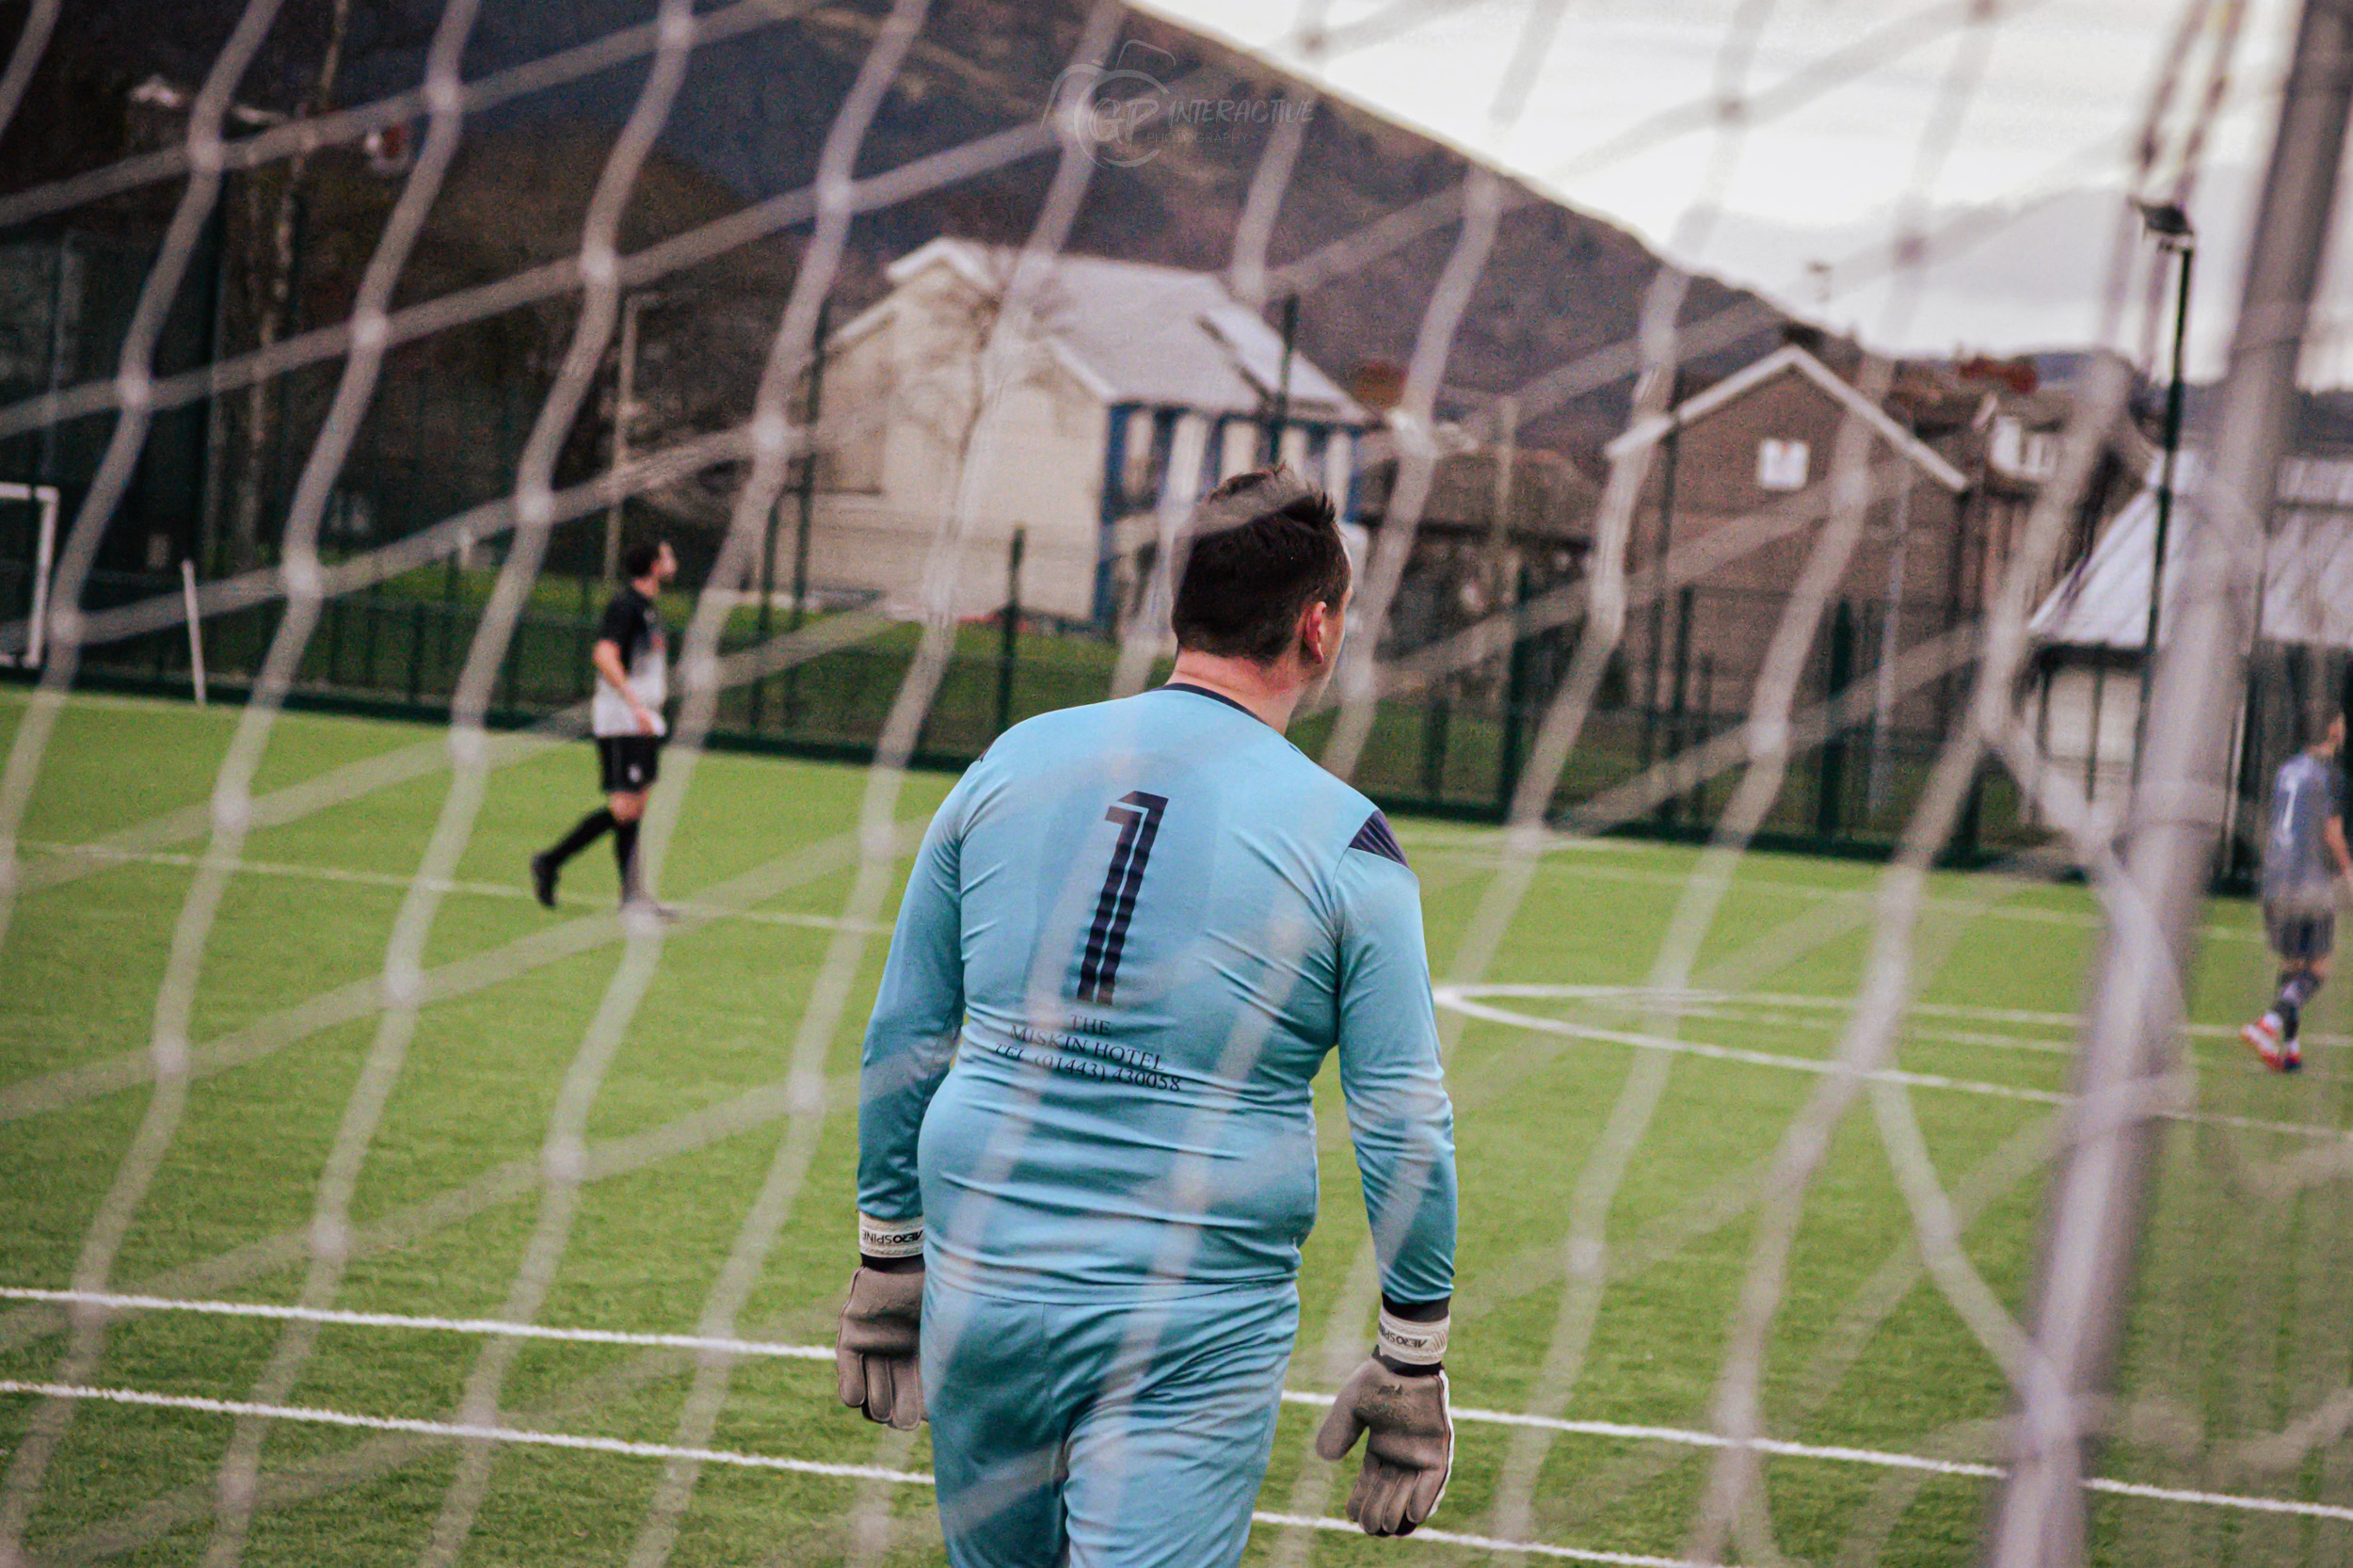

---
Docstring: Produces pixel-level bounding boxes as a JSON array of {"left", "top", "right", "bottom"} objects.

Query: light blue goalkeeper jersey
[{"left": 857, "top": 682, "right": 1457, "bottom": 1307}]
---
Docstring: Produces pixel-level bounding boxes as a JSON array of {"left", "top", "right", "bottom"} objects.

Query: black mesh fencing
[{"left": 8, "top": 530, "right": 2059, "bottom": 869}]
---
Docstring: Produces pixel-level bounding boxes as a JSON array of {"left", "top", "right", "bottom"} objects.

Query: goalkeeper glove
[
  {"left": 836, "top": 1214, "right": 925, "bottom": 1431},
  {"left": 1314, "top": 1302, "right": 1452, "bottom": 1537}
]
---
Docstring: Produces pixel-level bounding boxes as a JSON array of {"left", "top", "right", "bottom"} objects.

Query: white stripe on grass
[
  {"left": 0, "top": 1379, "right": 1692, "bottom": 1564},
  {"left": 4, "top": 1377, "right": 2346, "bottom": 1535},
  {"left": 1438, "top": 990, "right": 2353, "bottom": 1140},
  {"left": 1449, "top": 983, "right": 2346, "bottom": 1051},
  {"left": 12, "top": 1291, "right": 2352, "bottom": 1527},
  {"left": 15, "top": 840, "right": 885, "bottom": 934}
]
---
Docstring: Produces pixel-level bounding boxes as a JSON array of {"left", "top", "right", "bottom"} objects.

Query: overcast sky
[{"left": 1139, "top": 0, "right": 2336, "bottom": 381}]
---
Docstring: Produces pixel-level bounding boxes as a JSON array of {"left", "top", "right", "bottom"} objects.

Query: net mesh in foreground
[{"left": 0, "top": 2, "right": 2346, "bottom": 1566}]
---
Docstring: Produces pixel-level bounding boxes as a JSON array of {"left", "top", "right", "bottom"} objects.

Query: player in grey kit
[
  {"left": 2243, "top": 710, "right": 2352, "bottom": 1071},
  {"left": 531, "top": 539, "right": 676, "bottom": 909}
]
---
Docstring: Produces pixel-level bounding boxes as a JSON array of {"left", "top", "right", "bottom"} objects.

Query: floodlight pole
[
  {"left": 1980, "top": 3, "right": 2353, "bottom": 1564},
  {"left": 602, "top": 291, "right": 654, "bottom": 585},
  {"left": 2134, "top": 205, "right": 2196, "bottom": 781},
  {"left": 792, "top": 296, "right": 830, "bottom": 636},
  {"left": 1267, "top": 294, "right": 1298, "bottom": 465}
]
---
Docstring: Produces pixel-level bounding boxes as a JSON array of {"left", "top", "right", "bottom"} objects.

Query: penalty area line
[
  {"left": 12, "top": 1292, "right": 2353, "bottom": 1525},
  {"left": 0, "top": 1287, "right": 833, "bottom": 1362},
  {"left": 14, "top": 840, "right": 886, "bottom": 935},
  {"left": 0, "top": 1380, "right": 1695, "bottom": 1565},
  {"left": 1436, "top": 991, "right": 2353, "bottom": 1142},
  {"left": 1433, "top": 991, "right": 2067, "bottom": 1107},
  {"left": 0, "top": 1379, "right": 921, "bottom": 1483},
  {"left": 1445, "top": 983, "right": 2348, "bottom": 1052}
]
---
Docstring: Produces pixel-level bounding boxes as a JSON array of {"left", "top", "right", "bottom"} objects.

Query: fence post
[
  {"left": 2227, "top": 675, "right": 2267, "bottom": 884},
  {"left": 151, "top": 570, "right": 171, "bottom": 680},
  {"left": 362, "top": 577, "right": 381, "bottom": 688},
  {"left": 1954, "top": 759, "right": 1984, "bottom": 865},
  {"left": 1694, "top": 652, "right": 1715, "bottom": 823},
  {"left": 1420, "top": 692, "right": 1450, "bottom": 807},
  {"left": 1813, "top": 599, "right": 1855, "bottom": 843},
  {"left": 749, "top": 494, "right": 774, "bottom": 732},
  {"left": 325, "top": 579, "right": 344, "bottom": 687},
  {"left": 1638, "top": 386, "right": 1683, "bottom": 769},
  {"left": 1497, "top": 566, "right": 1530, "bottom": 818},
  {"left": 407, "top": 600, "right": 425, "bottom": 706},
  {"left": 1660, "top": 584, "right": 1695, "bottom": 826},
  {"left": 181, "top": 561, "right": 207, "bottom": 705},
  {"left": 995, "top": 527, "right": 1025, "bottom": 739},
  {"left": 439, "top": 549, "right": 458, "bottom": 696}
]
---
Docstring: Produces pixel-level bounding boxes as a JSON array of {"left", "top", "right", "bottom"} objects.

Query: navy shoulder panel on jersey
[{"left": 1348, "top": 810, "right": 1408, "bottom": 868}]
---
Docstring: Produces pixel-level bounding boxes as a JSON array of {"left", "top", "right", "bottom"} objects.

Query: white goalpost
[{"left": 0, "top": 480, "right": 57, "bottom": 669}]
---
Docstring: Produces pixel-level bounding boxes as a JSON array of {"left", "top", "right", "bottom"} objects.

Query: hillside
[{"left": 0, "top": 0, "right": 1807, "bottom": 468}]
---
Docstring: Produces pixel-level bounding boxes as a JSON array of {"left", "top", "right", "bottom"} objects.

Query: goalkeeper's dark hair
[
  {"left": 624, "top": 540, "right": 667, "bottom": 581},
  {"left": 1170, "top": 467, "right": 1350, "bottom": 664}
]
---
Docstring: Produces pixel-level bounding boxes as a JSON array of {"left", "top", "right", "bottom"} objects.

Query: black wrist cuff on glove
[
  {"left": 861, "top": 1253, "right": 923, "bottom": 1273},
  {"left": 1374, "top": 1348, "right": 1445, "bottom": 1377},
  {"left": 1381, "top": 1293, "right": 1449, "bottom": 1321}
]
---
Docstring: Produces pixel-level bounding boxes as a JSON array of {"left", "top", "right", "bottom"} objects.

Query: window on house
[
  {"left": 1991, "top": 415, "right": 2059, "bottom": 480},
  {"left": 1756, "top": 438, "right": 1810, "bottom": 491}
]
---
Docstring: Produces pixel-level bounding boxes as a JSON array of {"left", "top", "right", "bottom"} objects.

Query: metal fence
[{"left": 3, "top": 540, "right": 2063, "bottom": 867}]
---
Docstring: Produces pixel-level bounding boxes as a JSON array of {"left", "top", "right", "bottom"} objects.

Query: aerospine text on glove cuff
[
  {"left": 1375, "top": 1307, "right": 1449, "bottom": 1367},
  {"left": 857, "top": 1212, "right": 924, "bottom": 1258}
]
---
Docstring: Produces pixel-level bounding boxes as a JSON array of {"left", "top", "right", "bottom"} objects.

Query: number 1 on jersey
[{"left": 1076, "top": 791, "right": 1168, "bottom": 1005}]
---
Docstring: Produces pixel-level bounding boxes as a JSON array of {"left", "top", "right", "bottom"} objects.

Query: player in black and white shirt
[{"left": 531, "top": 540, "right": 676, "bottom": 909}]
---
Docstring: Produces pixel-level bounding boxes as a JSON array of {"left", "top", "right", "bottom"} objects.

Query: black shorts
[
  {"left": 2265, "top": 903, "right": 2336, "bottom": 963},
  {"left": 597, "top": 734, "right": 663, "bottom": 794}
]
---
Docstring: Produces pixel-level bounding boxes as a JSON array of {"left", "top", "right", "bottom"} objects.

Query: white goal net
[{"left": 0, "top": 1, "right": 2347, "bottom": 1565}]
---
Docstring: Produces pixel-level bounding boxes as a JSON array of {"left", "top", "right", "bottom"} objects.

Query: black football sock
[
  {"left": 613, "top": 817, "right": 642, "bottom": 901},
  {"left": 2277, "top": 970, "right": 2325, "bottom": 1040},
  {"left": 545, "top": 808, "right": 615, "bottom": 869}
]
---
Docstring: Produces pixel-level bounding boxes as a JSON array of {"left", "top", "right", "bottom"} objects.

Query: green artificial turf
[{"left": 0, "top": 688, "right": 2341, "bottom": 1566}]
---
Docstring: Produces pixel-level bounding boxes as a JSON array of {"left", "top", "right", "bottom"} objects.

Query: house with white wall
[
  {"left": 798, "top": 238, "right": 1369, "bottom": 625},
  {"left": 2027, "top": 451, "right": 2353, "bottom": 812}
]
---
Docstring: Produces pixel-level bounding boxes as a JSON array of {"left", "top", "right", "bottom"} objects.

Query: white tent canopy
[{"left": 2031, "top": 452, "right": 2353, "bottom": 651}]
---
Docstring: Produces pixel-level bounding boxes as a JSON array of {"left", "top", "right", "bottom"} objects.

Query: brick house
[{"left": 1601, "top": 341, "right": 1972, "bottom": 736}]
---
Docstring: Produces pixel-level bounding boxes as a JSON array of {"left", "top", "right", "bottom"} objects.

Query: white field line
[
  {"left": 0, "top": 1379, "right": 920, "bottom": 1483},
  {"left": 1408, "top": 843, "right": 2266, "bottom": 947},
  {"left": 3, "top": 1376, "right": 2346, "bottom": 1535},
  {"left": 1449, "top": 984, "right": 2348, "bottom": 1051},
  {"left": 1433, "top": 991, "right": 2069, "bottom": 1108},
  {"left": 0, "top": 1381, "right": 1698, "bottom": 1567},
  {"left": 0, "top": 1288, "right": 832, "bottom": 1363},
  {"left": 11, "top": 1289, "right": 2351, "bottom": 1527},
  {"left": 15, "top": 840, "right": 885, "bottom": 934},
  {"left": 1440, "top": 990, "right": 2353, "bottom": 1138},
  {"left": 1249, "top": 1511, "right": 1708, "bottom": 1567}
]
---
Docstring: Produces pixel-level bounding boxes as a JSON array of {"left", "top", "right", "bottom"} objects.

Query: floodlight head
[{"left": 2137, "top": 200, "right": 2195, "bottom": 245}]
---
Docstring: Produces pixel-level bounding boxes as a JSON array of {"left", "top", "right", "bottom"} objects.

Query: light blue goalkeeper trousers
[{"left": 922, "top": 1274, "right": 1299, "bottom": 1568}]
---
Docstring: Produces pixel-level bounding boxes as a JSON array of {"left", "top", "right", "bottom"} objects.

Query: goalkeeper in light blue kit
[
  {"left": 836, "top": 469, "right": 1458, "bottom": 1566},
  {"left": 2243, "top": 710, "right": 2351, "bottom": 1071}
]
